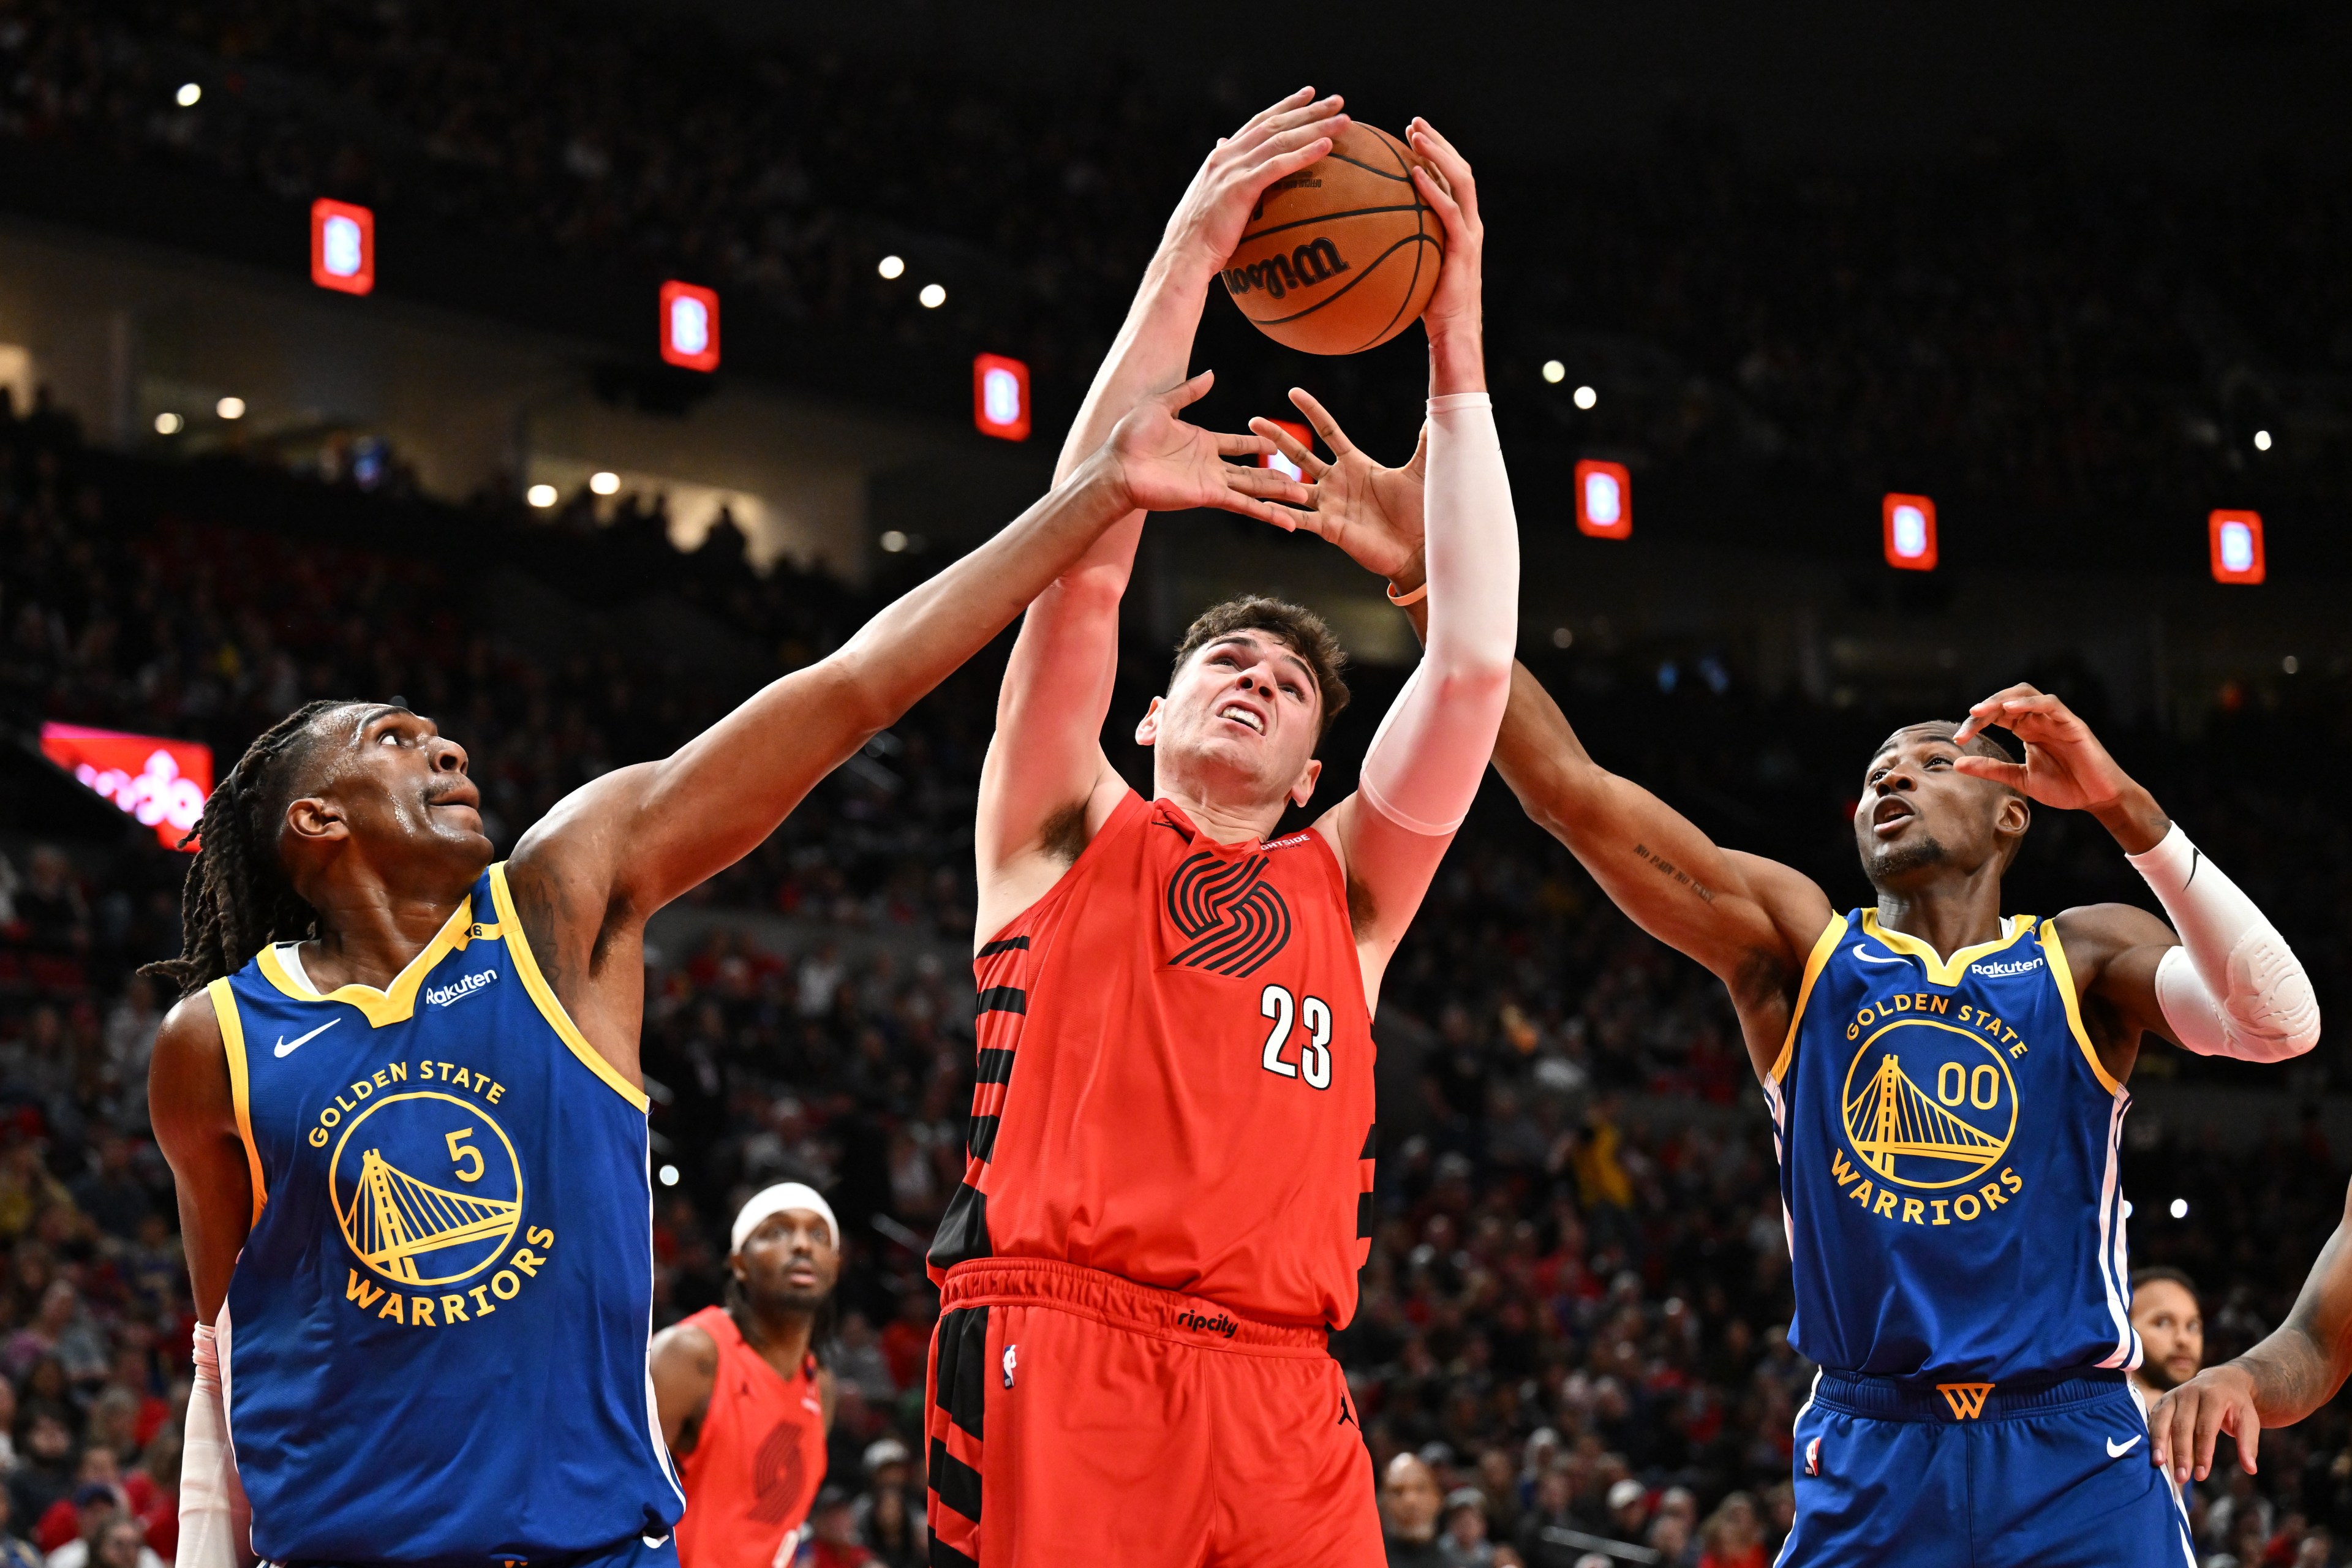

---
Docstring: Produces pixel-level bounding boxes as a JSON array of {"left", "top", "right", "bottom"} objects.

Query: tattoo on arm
[{"left": 1634, "top": 842, "right": 1717, "bottom": 903}]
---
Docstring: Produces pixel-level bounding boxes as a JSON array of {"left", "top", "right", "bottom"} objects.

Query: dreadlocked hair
[{"left": 142, "top": 699, "right": 352, "bottom": 998}]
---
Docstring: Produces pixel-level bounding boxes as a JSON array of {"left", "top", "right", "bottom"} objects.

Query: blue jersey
[
  {"left": 209, "top": 864, "right": 684, "bottom": 1564},
  {"left": 1767, "top": 909, "right": 2141, "bottom": 1384}
]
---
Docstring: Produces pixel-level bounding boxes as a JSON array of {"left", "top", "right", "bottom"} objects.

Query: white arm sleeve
[
  {"left": 1357, "top": 393, "right": 1520, "bottom": 836},
  {"left": 2127, "top": 823, "right": 2320, "bottom": 1061},
  {"left": 179, "top": 1320, "right": 251, "bottom": 1568}
]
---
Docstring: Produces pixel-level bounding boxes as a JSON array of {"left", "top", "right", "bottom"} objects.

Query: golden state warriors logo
[
  {"left": 331, "top": 1091, "right": 524, "bottom": 1286},
  {"left": 1840, "top": 1019, "right": 2017, "bottom": 1189}
]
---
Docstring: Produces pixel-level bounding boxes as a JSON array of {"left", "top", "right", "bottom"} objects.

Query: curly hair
[{"left": 140, "top": 700, "right": 356, "bottom": 998}]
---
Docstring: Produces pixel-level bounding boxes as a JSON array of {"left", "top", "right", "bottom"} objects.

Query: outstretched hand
[
  {"left": 1103, "top": 371, "right": 1311, "bottom": 526},
  {"left": 2149, "top": 1363, "right": 2263, "bottom": 1484},
  {"left": 1249, "top": 388, "right": 1430, "bottom": 585},
  {"left": 1161, "top": 89, "right": 1351, "bottom": 279},
  {"left": 1948, "top": 684, "right": 2146, "bottom": 816}
]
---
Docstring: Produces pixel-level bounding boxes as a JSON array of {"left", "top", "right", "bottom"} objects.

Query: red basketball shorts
[{"left": 922, "top": 1258, "right": 1381, "bottom": 1568}]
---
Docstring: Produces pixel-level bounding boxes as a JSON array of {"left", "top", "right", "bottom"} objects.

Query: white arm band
[
  {"left": 2128, "top": 823, "right": 2319, "bottom": 1061},
  {"left": 1358, "top": 393, "right": 1519, "bottom": 836},
  {"left": 180, "top": 1320, "right": 251, "bottom": 1568}
]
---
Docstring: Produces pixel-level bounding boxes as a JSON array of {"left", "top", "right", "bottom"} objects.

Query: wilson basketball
[{"left": 1220, "top": 122, "right": 1445, "bottom": 355}]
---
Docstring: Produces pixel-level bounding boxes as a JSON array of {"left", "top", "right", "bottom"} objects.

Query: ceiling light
[
  {"left": 879, "top": 530, "right": 908, "bottom": 553},
  {"left": 878, "top": 255, "right": 905, "bottom": 280},
  {"left": 153, "top": 412, "right": 183, "bottom": 435},
  {"left": 175, "top": 83, "right": 202, "bottom": 107},
  {"left": 215, "top": 396, "right": 245, "bottom": 420},
  {"left": 2254, "top": 429, "right": 2272, "bottom": 451},
  {"left": 590, "top": 471, "right": 620, "bottom": 496},
  {"left": 527, "top": 483, "right": 558, "bottom": 508},
  {"left": 1542, "top": 360, "right": 1565, "bottom": 384},
  {"left": 1574, "top": 385, "right": 1598, "bottom": 410},
  {"left": 919, "top": 284, "right": 946, "bottom": 309}
]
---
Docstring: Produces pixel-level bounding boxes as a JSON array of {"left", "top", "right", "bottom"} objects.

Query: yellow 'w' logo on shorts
[{"left": 1936, "top": 1382, "right": 1996, "bottom": 1420}]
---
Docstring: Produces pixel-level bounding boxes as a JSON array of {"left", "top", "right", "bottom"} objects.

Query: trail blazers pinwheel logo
[
  {"left": 1841, "top": 1019, "right": 2017, "bottom": 1189},
  {"left": 1166, "top": 851, "right": 1292, "bottom": 976}
]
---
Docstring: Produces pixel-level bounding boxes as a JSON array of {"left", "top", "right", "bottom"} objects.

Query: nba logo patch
[
  {"left": 1002, "top": 1344, "right": 1018, "bottom": 1389},
  {"left": 1805, "top": 1436, "right": 1822, "bottom": 1477}
]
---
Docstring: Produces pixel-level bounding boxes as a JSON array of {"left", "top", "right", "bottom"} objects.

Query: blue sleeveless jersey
[
  {"left": 208, "top": 864, "right": 684, "bottom": 1564},
  {"left": 1766, "top": 909, "right": 2141, "bottom": 1383}
]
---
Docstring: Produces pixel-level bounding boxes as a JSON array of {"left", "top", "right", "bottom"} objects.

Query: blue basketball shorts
[
  {"left": 263, "top": 1532, "right": 677, "bottom": 1568},
  {"left": 1778, "top": 1371, "right": 2195, "bottom": 1568}
]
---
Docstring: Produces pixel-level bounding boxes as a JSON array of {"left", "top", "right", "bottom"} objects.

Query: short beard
[{"left": 1869, "top": 834, "right": 1948, "bottom": 883}]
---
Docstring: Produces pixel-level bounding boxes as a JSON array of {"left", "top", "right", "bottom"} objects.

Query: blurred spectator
[
  {"left": 2132, "top": 1266, "right": 2206, "bottom": 1402},
  {"left": 1384, "top": 1453, "right": 1447, "bottom": 1568},
  {"left": 1440, "top": 1486, "right": 1495, "bottom": 1568},
  {"left": 805, "top": 1484, "right": 873, "bottom": 1568},
  {"left": 1696, "top": 1491, "right": 1766, "bottom": 1568}
]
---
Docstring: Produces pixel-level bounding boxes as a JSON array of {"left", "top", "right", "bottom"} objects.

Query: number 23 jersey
[{"left": 929, "top": 792, "right": 1379, "bottom": 1330}]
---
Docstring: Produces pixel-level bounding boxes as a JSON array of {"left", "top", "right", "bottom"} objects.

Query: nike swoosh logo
[
  {"left": 273, "top": 1018, "right": 341, "bottom": 1058},
  {"left": 2106, "top": 1435, "right": 2144, "bottom": 1458},
  {"left": 1852, "top": 947, "right": 1908, "bottom": 966}
]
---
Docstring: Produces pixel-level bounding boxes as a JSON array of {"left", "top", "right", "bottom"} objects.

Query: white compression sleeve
[
  {"left": 1357, "top": 393, "right": 1520, "bottom": 836},
  {"left": 180, "top": 1320, "right": 252, "bottom": 1568},
  {"left": 2128, "top": 823, "right": 2320, "bottom": 1061}
]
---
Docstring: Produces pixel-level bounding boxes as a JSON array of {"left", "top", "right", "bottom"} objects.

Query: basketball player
[
  {"left": 141, "top": 383, "right": 1310, "bottom": 1568},
  {"left": 923, "top": 103, "right": 1515, "bottom": 1566},
  {"left": 2129, "top": 1265, "right": 2205, "bottom": 1405},
  {"left": 1245, "top": 407, "right": 2320, "bottom": 1564},
  {"left": 654, "top": 1183, "right": 842, "bottom": 1568}
]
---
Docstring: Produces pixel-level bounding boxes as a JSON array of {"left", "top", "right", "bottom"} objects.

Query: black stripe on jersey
[
  {"left": 932, "top": 1303, "right": 991, "bottom": 1441},
  {"left": 975, "top": 986, "right": 1028, "bottom": 1015},
  {"left": 1357, "top": 1191, "right": 1375, "bottom": 1239},
  {"left": 928, "top": 1183, "right": 991, "bottom": 1275},
  {"left": 930, "top": 1540, "right": 978, "bottom": 1568},
  {"left": 976, "top": 935, "right": 1031, "bottom": 957},
  {"left": 1360, "top": 1123, "right": 1379, "bottom": 1160},
  {"left": 967, "top": 1114, "right": 1000, "bottom": 1163},
  {"left": 974, "top": 1048, "right": 1016, "bottom": 1085},
  {"left": 930, "top": 1436, "right": 984, "bottom": 1523}
]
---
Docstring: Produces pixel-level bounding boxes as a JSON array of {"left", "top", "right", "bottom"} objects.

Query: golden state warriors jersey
[
  {"left": 1768, "top": 910, "right": 2141, "bottom": 1383},
  {"left": 209, "top": 865, "right": 684, "bottom": 1562}
]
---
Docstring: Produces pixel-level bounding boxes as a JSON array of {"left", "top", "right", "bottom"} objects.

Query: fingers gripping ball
[{"left": 1220, "top": 123, "right": 1444, "bottom": 356}]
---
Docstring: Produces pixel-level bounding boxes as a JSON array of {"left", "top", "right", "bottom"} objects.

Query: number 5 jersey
[{"left": 208, "top": 864, "right": 684, "bottom": 1563}]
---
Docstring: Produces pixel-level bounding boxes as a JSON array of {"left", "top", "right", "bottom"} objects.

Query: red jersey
[
  {"left": 929, "top": 791, "right": 1378, "bottom": 1328},
  {"left": 673, "top": 1305, "right": 828, "bottom": 1568}
]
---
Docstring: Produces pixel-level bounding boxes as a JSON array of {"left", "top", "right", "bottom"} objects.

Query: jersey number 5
[{"left": 1261, "top": 984, "right": 1333, "bottom": 1090}]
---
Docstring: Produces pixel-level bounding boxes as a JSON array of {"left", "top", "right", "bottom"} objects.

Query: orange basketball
[{"left": 1219, "top": 123, "right": 1444, "bottom": 356}]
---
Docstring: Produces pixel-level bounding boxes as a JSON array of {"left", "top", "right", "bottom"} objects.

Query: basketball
[{"left": 1219, "top": 121, "right": 1445, "bottom": 355}]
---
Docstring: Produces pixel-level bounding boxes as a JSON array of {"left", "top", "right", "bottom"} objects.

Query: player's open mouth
[
  {"left": 1216, "top": 704, "right": 1265, "bottom": 734},
  {"left": 1870, "top": 798, "right": 1915, "bottom": 836}
]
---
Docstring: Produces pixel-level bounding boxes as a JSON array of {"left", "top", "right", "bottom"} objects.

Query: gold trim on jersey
[
  {"left": 2040, "top": 918, "right": 2123, "bottom": 1096},
  {"left": 1858, "top": 909, "right": 2036, "bottom": 989},
  {"left": 206, "top": 978, "right": 268, "bottom": 1221},
  {"left": 486, "top": 863, "right": 650, "bottom": 1114},
  {"left": 255, "top": 898, "right": 480, "bottom": 1027},
  {"left": 1771, "top": 913, "right": 1850, "bottom": 1085}
]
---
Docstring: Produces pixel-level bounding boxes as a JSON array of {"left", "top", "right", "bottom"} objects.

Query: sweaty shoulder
[{"left": 2050, "top": 901, "right": 2176, "bottom": 969}]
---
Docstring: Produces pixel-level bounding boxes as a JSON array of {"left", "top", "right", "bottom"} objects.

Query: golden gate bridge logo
[
  {"left": 330, "top": 1091, "right": 524, "bottom": 1287},
  {"left": 1839, "top": 1021, "right": 2016, "bottom": 1189}
]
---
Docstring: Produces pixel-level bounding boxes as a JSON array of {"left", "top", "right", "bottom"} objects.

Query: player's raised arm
[
  {"left": 511, "top": 378, "right": 1300, "bottom": 960},
  {"left": 1284, "top": 122, "right": 1514, "bottom": 986},
  {"left": 974, "top": 89, "right": 1348, "bottom": 932},
  {"left": 2152, "top": 1178, "right": 2352, "bottom": 1484},
  {"left": 1950, "top": 684, "right": 2319, "bottom": 1066}
]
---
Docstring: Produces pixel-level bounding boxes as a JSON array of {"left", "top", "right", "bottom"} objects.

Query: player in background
[
  {"left": 2130, "top": 1265, "right": 2206, "bottom": 1407},
  {"left": 1248, "top": 403, "right": 2319, "bottom": 1564},
  {"left": 654, "top": 1185, "right": 843, "bottom": 1568},
  {"left": 143, "top": 386, "right": 1308, "bottom": 1568},
  {"left": 926, "top": 99, "right": 1515, "bottom": 1566}
]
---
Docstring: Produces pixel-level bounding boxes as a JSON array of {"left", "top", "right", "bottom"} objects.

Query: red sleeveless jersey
[
  {"left": 929, "top": 791, "right": 1379, "bottom": 1328},
  {"left": 673, "top": 1305, "right": 827, "bottom": 1568}
]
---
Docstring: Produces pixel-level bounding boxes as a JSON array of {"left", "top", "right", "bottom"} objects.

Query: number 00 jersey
[
  {"left": 929, "top": 792, "right": 1378, "bottom": 1329},
  {"left": 1770, "top": 909, "right": 2143, "bottom": 1384},
  {"left": 209, "top": 864, "right": 684, "bottom": 1564}
]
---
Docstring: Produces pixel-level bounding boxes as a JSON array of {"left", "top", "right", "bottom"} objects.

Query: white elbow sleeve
[
  {"left": 181, "top": 1319, "right": 252, "bottom": 1568},
  {"left": 1358, "top": 393, "right": 1520, "bottom": 838},
  {"left": 2130, "top": 824, "right": 2320, "bottom": 1061}
]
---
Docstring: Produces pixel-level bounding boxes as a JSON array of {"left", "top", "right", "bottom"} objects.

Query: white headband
[{"left": 730, "top": 1183, "right": 840, "bottom": 1254}]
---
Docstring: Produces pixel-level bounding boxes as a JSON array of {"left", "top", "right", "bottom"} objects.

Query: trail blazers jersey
[
  {"left": 210, "top": 865, "right": 684, "bottom": 1562},
  {"left": 928, "top": 792, "right": 1378, "bottom": 1329},
  {"left": 1770, "top": 909, "right": 2143, "bottom": 1382}
]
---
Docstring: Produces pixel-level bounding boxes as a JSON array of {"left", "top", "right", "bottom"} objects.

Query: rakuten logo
[{"left": 426, "top": 970, "right": 498, "bottom": 1008}]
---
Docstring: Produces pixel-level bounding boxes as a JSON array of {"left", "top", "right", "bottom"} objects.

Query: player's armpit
[
  {"left": 1491, "top": 663, "right": 1830, "bottom": 1061},
  {"left": 149, "top": 991, "right": 253, "bottom": 1324},
  {"left": 648, "top": 1320, "right": 719, "bottom": 1455},
  {"left": 2049, "top": 902, "right": 2180, "bottom": 1052}
]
